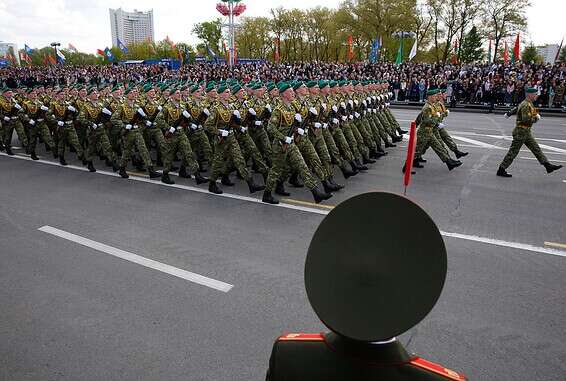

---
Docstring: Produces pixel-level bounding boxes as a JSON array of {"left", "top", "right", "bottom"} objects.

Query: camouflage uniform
[
  {"left": 77, "top": 101, "right": 116, "bottom": 163},
  {"left": 0, "top": 96, "right": 28, "bottom": 150},
  {"left": 111, "top": 101, "right": 152, "bottom": 169},
  {"left": 185, "top": 99, "right": 213, "bottom": 168},
  {"left": 22, "top": 99, "right": 55, "bottom": 156},
  {"left": 51, "top": 101, "right": 83, "bottom": 160},
  {"left": 414, "top": 101, "right": 450, "bottom": 163}
]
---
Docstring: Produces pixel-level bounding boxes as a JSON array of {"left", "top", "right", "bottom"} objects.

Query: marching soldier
[
  {"left": 21, "top": 89, "right": 56, "bottom": 160},
  {"left": 433, "top": 89, "right": 468, "bottom": 159},
  {"left": 497, "top": 87, "right": 562, "bottom": 177},
  {"left": 185, "top": 85, "right": 213, "bottom": 171},
  {"left": 50, "top": 90, "right": 85, "bottom": 166},
  {"left": 1, "top": 87, "right": 28, "bottom": 155}
]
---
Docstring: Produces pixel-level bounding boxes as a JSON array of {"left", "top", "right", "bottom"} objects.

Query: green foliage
[
  {"left": 521, "top": 45, "right": 541, "bottom": 64},
  {"left": 192, "top": 19, "right": 223, "bottom": 54},
  {"left": 560, "top": 46, "right": 566, "bottom": 62},
  {"left": 459, "top": 26, "right": 483, "bottom": 63}
]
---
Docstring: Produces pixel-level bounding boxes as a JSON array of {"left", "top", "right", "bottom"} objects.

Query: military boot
[
  {"left": 87, "top": 161, "right": 96, "bottom": 173},
  {"left": 209, "top": 181, "right": 223, "bottom": 194},
  {"left": 194, "top": 172, "right": 208, "bottom": 185},
  {"left": 275, "top": 181, "right": 291, "bottom": 196},
  {"left": 5, "top": 146, "right": 14, "bottom": 156},
  {"left": 322, "top": 180, "right": 337, "bottom": 194},
  {"left": 385, "top": 141, "right": 396, "bottom": 148},
  {"left": 161, "top": 172, "right": 175, "bottom": 184},
  {"left": 397, "top": 127, "right": 408, "bottom": 135},
  {"left": 30, "top": 151, "right": 39, "bottom": 161},
  {"left": 496, "top": 166, "right": 512, "bottom": 178},
  {"left": 354, "top": 159, "right": 368, "bottom": 171},
  {"left": 413, "top": 161, "right": 424, "bottom": 168},
  {"left": 328, "top": 177, "right": 344, "bottom": 190},
  {"left": 118, "top": 167, "right": 129, "bottom": 179},
  {"left": 221, "top": 175, "right": 235, "bottom": 186},
  {"left": 289, "top": 173, "right": 304, "bottom": 188},
  {"left": 392, "top": 135, "right": 403, "bottom": 143},
  {"left": 59, "top": 155, "right": 67, "bottom": 166},
  {"left": 148, "top": 166, "right": 162, "bottom": 179},
  {"left": 262, "top": 190, "right": 279, "bottom": 204},
  {"left": 178, "top": 166, "right": 190, "bottom": 178},
  {"left": 341, "top": 166, "right": 357, "bottom": 179},
  {"left": 543, "top": 162, "right": 563, "bottom": 174},
  {"left": 455, "top": 150, "right": 469, "bottom": 159},
  {"left": 111, "top": 160, "right": 119, "bottom": 172},
  {"left": 363, "top": 157, "right": 376, "bottom": 164},
  {"left": 247, "top": 178, "right": 265, "bottom": 194},
  {"left": 446, "top": 159, "right": 462, "bottom": 171},
  {"left": 402, "top": 163, "right": 416, "bottom": 175},
  {"left": 311, "top": 186, "right": 333, "bottom": 204}
]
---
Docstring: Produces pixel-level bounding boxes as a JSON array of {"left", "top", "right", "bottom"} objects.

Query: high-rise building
[
  {"left": 109, "top": 8, "right": 154, "bottom": 48},
  {"left": 0, "top": 42, "right": 20, "bottom": 64},
  {"left": 536, "top": 44, "right": 560, "bottom": 64}
]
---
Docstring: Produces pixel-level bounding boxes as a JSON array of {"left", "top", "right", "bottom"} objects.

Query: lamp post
[
  {"left": 50, "top": 42, "right": 61, "bottom": 65},
  {"left": 216, "top": 0, "right": 246, "bottom": 67}
]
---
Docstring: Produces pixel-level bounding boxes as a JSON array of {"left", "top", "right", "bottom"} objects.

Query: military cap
[
  {"left": 318, "top": 80, "right": 328, "bottom": 89},
  {"left": 525, "top": 87, "right": 538, "bottom": 94},
  {"left": 277, "top": 81, "right": 292, "bottom": 93},
  {"left": 426, "top": 88, "right": 439, "bottom": 96},
  {"left": 306, "top": 80, "right": 318, "bottom": 88},
  {"left": 292, "top": 81, "right": 305, "bottom": 90},
  {"left": 231, "top": 84, "right": 242, "bottom": 94},
  {"left": 190, "top": 85, "right": 200, "bottom": 94},
  {"left": 267, "top": 82, "right": 276, "bottom": 91},
  {"left": 328, "top": 80, "right": 338, "bottom": 88},
  {"left": 217, "top": 83, "right": 229, "bottom": 93}
]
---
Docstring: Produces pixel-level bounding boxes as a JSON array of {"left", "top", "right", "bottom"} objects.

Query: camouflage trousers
[
  {"left": 210, "top": 133, "right": 250, "bottom": 182},
  {"left": 330, "top": 125, "right": 354, "bottom": 162},
  {"left": 414, "top": 126, "right": 450, "bottom": 163},
  {"left": 385, "top": 108, "right": 400, "bottom": 130},
  {"left": 434, "top": 127, "right": 458, "bottom": 153},
  {"left": 86, "top": 125, "right": 115, "bottom": 162},
  {"left": 355, "top": 119, "right": 377, "bottom": 151},
  {"left": 120, "top": 128, "right": 152, "bottom": 168},
  {"left": 107, "top": 124, "right": 123, "bottom": 155},
  {"left": 310, "top": 129, "right": 335, "bottom": 177},
  {"left": 377, "top": 112, "right": 397, "bottom": 139},
  {"left": 4, "top": 119, "right": 28, "bottom": 148},
  {"left": 370, "top": 114, "right": 391, "bottom": 143},
  {"left": 58, "top": 124, "right": 83, "bottom": 158},
  {"left": 296, "top": 132, "right": 330, "bottom": 181},
  {"left": 500, "top": 127, "right": 548, "bottom": 169},
  {"left": 341, "top": 122, "right": 362, "bottom": 160},
  {"left": 28, "top": 121, "right": 54, "bottom": 153},
  {"left": 350, "top": 122, "right": 370, "bottom": 160},
  {"left": 322, "top": 127, "right": 348, "bottom": 170},
  {"left": 188, "top": 128, "right": 213, "bottom": 167},
  {"left": 265, "top": 141, "right": 317, "bottom": 193},
  {"left": 236, "top": 130, "right": 269, "bottom": 177},
  {"left": 249, "top": 125, "right": 273, "bottom": 164},
  {"left": 143, "top": 125, "right": 168, "bottom": 163},
  {"left": 75, "top": 123, "right": 88, "bottom": 151},
  {"left": 163, "top": 131, "right": 199, "bottom": 174}
]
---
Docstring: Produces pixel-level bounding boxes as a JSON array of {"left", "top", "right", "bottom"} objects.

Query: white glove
[
  {"left": 536, "top": 114, "right": 541, "bottom": 121},
  {"left": 182, "top": 110, "right": 190, "bottom": 119},
  {"left": 157, "top": 105, "right": 163, "bottom": 112},
  {"left": 190, "top": 123, "right": 198, "bottom": 130},
  {"left": 354, "top": 112, "right": 360, "bottom": 119},
  {"left": 57, "top": 121, "right": 64, "bottom": 127},
  {"left": 168, "top": 127, "right": 176, "bottom": 134},
  {"left": 389, "top": 92, "right": 394, "bottom": 98},
  {"left": 366, "top": 97, "right": 371, "bottom": 102},
  {"left": 362, "top": 100, "right": 367, "bottom": 107},
  {"left": 40, "top": 105, "right": 49, "bottom": 112},
  {"left": 29, "top": 119, "right": 35, "bottom": 125},
  {"left": 373, "top": 109, "right": 377, "bottom": 114},
  {"left": 438, "top": 123, "right": 445, "bottom": 129},
  {"left": 3, "top": 116, "right": 10, "bottom": 122},
  {"left": 386, "top": 103, "right": 390, "bottom": 107},
  {"left": 446, "top": 109, "right": 450, "bottom": 115},
  {"left": 332, "top": 105, "right": 338, "bottom": 112},
  {"left": 297, "top": 128, "right": 305, "bottom": 136},
  {"left": 309, "top": 107, "right": 318, "bottom": 116},
  {"left": 265, "top": 104, "right": 272, "bottom": 112},
  {"left": 248, "top": 108, "right": 256, "bottom": 116},
  {"left": 322, "top": 123, "right": 328, "bottom": 129},
  {"left": 254, "top": 120, "right": 262, "bottom": 126},
  {"left": 203, "top": 108, "right": 210, "bottom": 116},
  {"left": 294, "top": 113, "right": 302, "bottom": 123},
  {"left": 284, "top": 136, "right": 293, "bottom": 144},
  {"left": 436, "top": 112, "right": 441, "bottom": 117},
  {"left": 137, "top": 108, "right": 146, "bottom": 117},
  {"left": 314, "top": 122, "right": 321, "bottom": 129},
  {"left": 321, "top": 103, "right": 327, "bottom": 111},
  {"left": 233, "top": 110, "right": 241, "bottom": 119},
  {"left": 240, "top": 126, "right": 247, "bottom": 133},
  {"left": 332, "top": 118, "right": 339, "bottom": 125},
  {"left": 348, "top": 115, "right": 354, "bottom": 120},
  {"left": 354, "top": 100, "right": 359, "bottom": 106},
  {"left": 220, "top": 129, "right": 229, "bottom": 137},
  {"left": 102, "top": 108, "right": 112, "bottom": 116},
  {"left": 372, "top": 96, "right": 377, "bottom": 101},
  {"left": 125, "top": 124, "right": 132, "bottom": 130},
  {"left": 92, "top": 123, "right": 98, "bottom": 129},
  {"left": 504, "top": 113, "right": 510, "bottom": 119},
  {"left": 14, "top": 103, "right": 22, "bottom": 110},
  {"left": 67, "top": 105, "right": 76, "bottom": 112},
  {"left": 348, "top": 100, "right": 353, "bottom": 107},
  {"left": 340, "top": 102, "right": 346, "bottom": 109},
  {"left": 341, "top": 116, "right": 347, "bottom": 121},
  {"left": 146, "top": 121, "right": 153, "bottom": 127}
]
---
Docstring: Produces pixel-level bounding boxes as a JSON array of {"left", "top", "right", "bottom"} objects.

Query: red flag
[
  {"left": 451, "top": 40, "right": 459, "bottom": 64},
  {"left": 274, "top": 38, "right": 280, "bottom": 63},
  {"left": 513, "top": 33, "right": 520, "bottom": 63},
  {"left": 403, "top": 121, "right": 417, "bottom": 194},
  {"left": 96, "top": 49, "right": 105, "bottom": 57},
  {"left": 503, "top": 40, "right": 509, "bottom": 65},
  {"left": 347, "top": 35, "right": 353, "bottom": 61}
]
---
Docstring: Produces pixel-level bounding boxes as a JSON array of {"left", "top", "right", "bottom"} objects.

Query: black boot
[
  {"left": 52, "top": 150, "right": 58, "bottom": 159},
  {"left": 363, "top": 157, "right": 376, "bottom": 164},
  {"left": 416, "top": 157, "right": 427, "bottom": 163},
  {"left": 148, "top": 166, "right": 162, "bottom": 179},
  {"left": 118, "top": 166, "right": 129, "bottom": 178},
  {"left": 543, "top": 162, "right": 563, "bottom": 174},
  {"left": 275, "top": 181, "right": 291, "bottom": 196},
  {"left": 112, "top": 160, "right": 119, "bottom": 172},
  {"left": 289, "top": 173, "right": 304, "bottom": 188},
  {"left": 178, "top": 166, "right": 190, "bottom": 178},
  {"left": 221, "top": 175, "right": 235, "bottom": 186},
  {"left": 161, "top": 172, "right": 175, "bottom": 184},
  {"left": 341, "top": 166, "right": 357, "bottom": 179},
  {"left": 262, "top": 190, "right": 279, "bottom": 204},
  {"left": 397, "top": 127, "right": 408, "bottom": 135},
  {"left": 311, "top": 186, "right": 333, "bottom": 204},
  {"left": 354, "top": 159, "right": 368, "bottom": 171},
  {"left": 385, "top": 141, "right": 396, "bottom": 148},
  {"left": 194, "top": 172, "right": 209, "bottom": 185},
  {"left": 59, "top": 156, "right": 67, "bottom": 166},
  {"left": 455, "top": 150, "right": 469, "bottom": 159},
  {"left": 105, "top": 158, "right": 112, "bottom": 167},
  {"left": 402, "top": 163, "right": 416, "bottom": 175},
  {"left": 329, "top": 177, "right": 344, "bottom": 190},
  {"left": 446, "top": 159, "right": 462, "bottom": 171},
  {"left": 413, "top": 161, "right": 424, "bottom": 168},
  {"left": 247, "top": 178, "right": 265, "bottom": 194},
  {"left": 5, "top": 146, "right": 14, "bottom": 156},
  {"left": 496, "top": 166, "right": 512, "bottom": 177},
  {"left": 80, "top": 155, "right": 87, "bottom": 166},
  {"left": 209, "top": 181, "right": 223, "bottom": 194},
  {"left": 322, "top": 180, "right": 337, "bottom": 194},
  {"left": 392, "top": 135, "right": 403, "bottom": 143},
  {"left": 87, "top": 161, "right": 96, "bottom": 172},
  {"left": 31, "top": 151, "right": 39, "bottom": 161}
]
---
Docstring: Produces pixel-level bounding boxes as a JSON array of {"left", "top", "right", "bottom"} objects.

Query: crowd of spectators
[{"left": 2, "top": 61, "right": 565, "bottom": 108}]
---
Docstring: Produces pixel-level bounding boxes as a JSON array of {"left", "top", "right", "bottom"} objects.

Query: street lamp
[
  {"left": 50, "top": 42, "right": 61, "bottom": 65},
  {"left": 216, "top": 0, "right": 246, "bottom": 67}
]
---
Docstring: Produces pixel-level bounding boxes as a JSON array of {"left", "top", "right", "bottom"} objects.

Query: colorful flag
[
  {"left": 274, "top": 38, "right": 280, "bottom": 63},
  {"left": 408, "top": 38, "right": 417, "bottom": 61},
  {"left": 117, "top": 39, "right": 129, "bottom": 53},
  {"left": 56, "top": 48, "right": 65, "bottom": 63},
  {"left": 347, "top": 35, "right": 354, "bottom": 61},
  {"left": 206, "top": 45, "right": 217, "bottom": 60},
  {"left": 68, "top": 43, "right": 78, "bottom": 53},
  {"left": 451, "top": 40, "right": 459, "bottom": 64},
  {"left": 25, "top": 44, "right": 34, "bottom": 55},
  {"left": 96, "top": 49, "right": 105, "bottom": 57},
  {"left": 395, "top": 35, "right": 404, "bottom": 65},
  {"left": 504, "top": 40, "right": 509, "bottom": 65},
  {"left": 555, "top": 37, "right": 564, "bottom": 62},
  {"left": 512, "top": 33, "right": 520, "bottom": 64},
  {"left": 48, "top": 55, "right": 57, "bottom": 65},
  {"left": 369, "top": 37, "right": 380, "bottom": 63},
  {"left": 104, "top": 47, "right": 114, "bottom": 62}
]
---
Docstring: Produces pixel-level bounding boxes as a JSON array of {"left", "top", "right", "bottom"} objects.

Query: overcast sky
[{"left": 0, "top": 0, "right": 564, "bottom": 53}]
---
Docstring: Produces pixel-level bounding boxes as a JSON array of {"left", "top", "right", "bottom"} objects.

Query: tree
[
  {"left": 460, "top": 26, "right": 483, "bottom": 62},
  {"left": 192, "top": 19, "right": 222, "bottom": 54},
  {"left": 522, "top": 45, "right": 540, "bottom": 63},
  {"left": 481, "top": 0, "right": 529, "bottom": 62}
]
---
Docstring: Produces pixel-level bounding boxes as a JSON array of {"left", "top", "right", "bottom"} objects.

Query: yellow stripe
[
  {"left": 544, "top": 241, "right": 566, "bottom": 250},
  {"left": 282, "top": 198, "right": 335, "bottom": 210}
]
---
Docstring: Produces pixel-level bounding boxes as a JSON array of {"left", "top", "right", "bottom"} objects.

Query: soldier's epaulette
[
  {"left": 410, "top": 357, "right": 467, "bottom": 380},
  {"left": 277, "top": 333, "right": 325, "bottom": 342}
]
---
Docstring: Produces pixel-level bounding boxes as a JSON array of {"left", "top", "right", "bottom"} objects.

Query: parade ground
[{"left": 1, "top": 110, "right": 565, "bottom": 380}]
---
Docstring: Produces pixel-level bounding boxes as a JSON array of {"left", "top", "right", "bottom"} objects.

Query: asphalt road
[{"left": 1, "top": 111, "right": 565, "bottom": 380}]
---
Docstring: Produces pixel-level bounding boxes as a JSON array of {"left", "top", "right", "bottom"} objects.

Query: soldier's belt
[
  {"left": 517, "top": 124, "right": 531, "bottom": 129},
  {"left": 36, "top": 118, "right": 44, "bottom": 122}
]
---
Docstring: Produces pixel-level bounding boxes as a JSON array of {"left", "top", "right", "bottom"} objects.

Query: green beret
[
  {"left": 525, "top": 87, "right": 538, "bottom": 94},
  {"left": 328, "top": 81, "right": 338, "bottom": 88},
  {"left": 318, "top": 80, "right": 328, "bottom": 89},
  {"left": 143, "top": 84, "right": 153, "bottom": 93},
  {"left": 277, "top": 82, "right": 292, "bottom": 93},
  {"left": 292, "top": 81, "right": 305, "bottom": 90},
  {"left": 217, "top": 83, "right": 229, "bottom": 93},
  {"left": 87, "top": 87, "right": 97, "bottom": 95},
  {"left": 124, "top": 87, "right": 134, "bottom": 95},
  {"left": 427, "top": 88, "right": 439, "bottom": 96},
  {"left": 231, "top": 84, "right": 242, "bottom": 94},
  {"left": 338, "top": 80, "right": 348, "bottom": 87},
  {"left": 267, "top": 83, "right": 276, "bottom": 91},
  {"left": 190, "top": 85, "right": 200, "bottom": 94}
]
